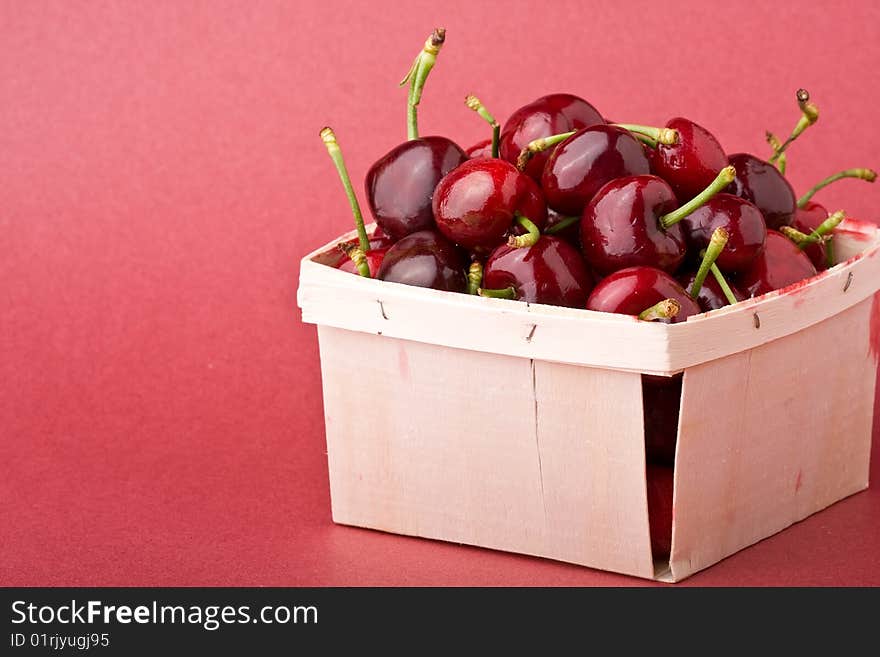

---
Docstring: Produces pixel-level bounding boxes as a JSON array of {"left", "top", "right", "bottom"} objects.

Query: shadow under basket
[{"left": 297, "top": 220, "right": 880, "bottom": 582}]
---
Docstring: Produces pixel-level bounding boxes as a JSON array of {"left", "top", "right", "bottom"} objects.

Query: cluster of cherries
[{"left": 319, "top": 29, "right": 875, "bottom": 560}]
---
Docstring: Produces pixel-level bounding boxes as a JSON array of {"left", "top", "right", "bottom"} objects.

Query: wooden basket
[{"left": 297, "top": 219, "right": 880, "bottom": 582}]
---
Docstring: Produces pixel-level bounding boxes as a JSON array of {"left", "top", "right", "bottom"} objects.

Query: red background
[{"left": 2, "top": 1, "right": 879, "bottom": 586}]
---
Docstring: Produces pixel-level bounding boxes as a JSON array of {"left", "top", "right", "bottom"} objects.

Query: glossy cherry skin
[
  {"left": 465, "top": 139, "right": 493, "bottom": 159},
  {"left": 329, "top": 232, "right": 395, "bottom": 269},
  {"left": 499, "top": 94, "right": 604, "bottom": 181},
  {"left": 580, "top": 175, "right": 687, "bottom": 275},
  {"left": 677, "top": 270, "right": 745, "bottom": 312},
  {"left": 376, "top": 229, "right": 467, "bottom": 292},
  {"left": 651, "top": 117, "right": 727, "bottom": 202},
  {"left": 541, "top": 125, "right": 651, "bottom": 215},
  {"left": 679, "top": 193, "right": 766, "bottom": 274},
  {"left": 643, "top": 374, "right": 682, "bottom": 466},
  {"left": 586, "top": 266, "right": 701, "bottom": 323},
  {"left": 734, "top": 230, "right": 818, "bottom": 297},
  {"left": 482, "top": 236, "right": 593, "bottom": 308},
  {"left": 646, "top": 463, "right": 674, "bottom": 559},
  {"left": 725, "top": 153, "right": 797, "bottom": 230},
  {"left": 365, "top": 136, "right": 467, "bottom": 240},
  {"left": 790, "top": 201, "right": 829, "bottom": 270},
  {"left": 432, "top": 158, "right": 547, "bottom": 252},
  {"left": 338, "top": 248, "right": 388, "bottom": 277}
]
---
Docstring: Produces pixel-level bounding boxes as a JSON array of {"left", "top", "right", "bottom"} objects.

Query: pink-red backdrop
[{"left": 2, "top": 0, "right": 879, "bottom": 586}]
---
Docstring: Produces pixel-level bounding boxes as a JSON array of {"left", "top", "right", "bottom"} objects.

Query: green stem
[
  {"left": 400, "top": 28, "right": 446, "bottom": 141},
  {"left": 689, "top": 228, "right": 729, "bottom": 299},
  {"left": 467, "top": 261, "right": 483, "bottom": 295},
  {"left": 544, "top": 215, "right": 579, "bottom": 235},
  {"left": 507, "top": 216, "right": 541, "bottom": 248},
  {"left": 612, "top": 124, "right": 679, "bottom": 145},
  {"left": 797, "top": 168, "right": 877, "bottom": 207},
  {"left": 780, "top": 226, "right": 811, "bottom": 245},
  {"left": 769, "top": 88, "right": 818, "bottom": 163},
  {"left": 629, "top": 132, "right": 659, "bottom": 149},
  {"left": 638, "top": 299, "right": 681, "bottom": 322},
  {"left": 826, "top": 239, "right": 835, "bottom": 268},
  {"left": 478, "top": 286, "right": 517, "bottom": 300},
  {"left": 516, "top": 131, "right": 575, "bottom": 171},
  {"left": 765, "top": 131, "right": 787, "bottom": 174},
  {"left": 320, "top": 127, "right": 370, "bottom": 252},
  {"left": 465, "top": 94, "right": 500, "bottom": 158},
  {"left": 800, "top": 210, "right": 845, "bottom": 247},
  {"left": 659, "top": 165, "right": 737, "bottom": 230},
  {"left": 709, "top": 264, "right": 739, "bottom": 306},
  {"left": 338, "top": 243, "right": 371, "bottom": 278}
]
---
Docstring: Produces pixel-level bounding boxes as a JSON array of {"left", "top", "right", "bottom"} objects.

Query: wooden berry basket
[{"left": 297, "top": 219, "right": 880, "bottom": 582}]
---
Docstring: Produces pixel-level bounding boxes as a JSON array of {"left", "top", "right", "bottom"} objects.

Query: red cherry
[
  {"left": 541, "top": 125, "right": 651, "bottom": 216},
  {"left": 376, "top": 230, "right": 467, "bottom": 292},
  {"left": 481, "top": 236, "right": 593, "bottom": 308},
  {"left": 651, "top": 117, "right": 727, "bottom": 202},
  {"left": 725, "top": 153, "right": 797, "bottom": 229},
  {"left": 499, "top": 94, "right": 604, "bottom": 181},
  {"left": 679, "top": 193, "right": 766, "bottom": 274},
  {"left": 644, "top": 375, "right": 682, "bottom": 466},
  {"left": 432, "top": 158, "right": 547, "bottom": 252},
  {"left": 580, "top": 176, "right": 686, "bottom": 275},
  {"left": 647, "top": 464, "right": 674, "bottom": 559},
  {"left": 338, "top": 248, "right": 388, "bottom": 277},
  {"left": 365, "top": 136, "right": 467, "bottom": 239},
  {"left": 586, "top": 266, "right": 701, "bottom": 323},
  {"left": 790, "top": 201, "right": 830, "bottom": 270},
  {"left": 734, "top": 230, "right": 818, "bottom": 297},
  {"left": 677, "top": 269, "right": 745, "bottom": 312},
  {"left": 465, "top": 138, "right": 493, "bottom": 159}
]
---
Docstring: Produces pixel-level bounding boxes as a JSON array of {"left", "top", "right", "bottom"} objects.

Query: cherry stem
[
  {"left": 400, "top": 28, "right": 446, "bottom": 141},
  {"left": 709, "top": 264, "right": 739, "bottom": 306},
  {"left": 320, "top": 127, "right": 370, "bottom": 253},
  {"left": 612, "top": 124, "right": 679, "bottom": 146},
  {"left": 544, "top": 215, "right": 579, "bottom": 235},
  {"left": 478, "top": 286, "right": 517, "bottom": 300},
  {"left": 769, "top": 88, "right": 818, "bottom": 163},
  {"left": 465, "top": 95, "right": 500, "bottom": 158},
  {"left": 797, "top": 168, "right": 877, "bottom": 207},
  {"left": 507, "top": 216, "right": 541, "bottom": 248},
  {"left": 765, "top": 131, "right": 787, "bottom": 174},
  {"left": 800, "top": 210, "right": 846, "bottom": 247},
  {"left": 689, "top": 227, "right": 729, "bottom": 299},
  {"left": 638, "top": 299, "right": 681, "bottom": 322},
  {"left": 516, "top": 131, "right": 575, "bottom": 171},
  {"left": 659, "top": 165, "right": 736, "bottom": 230},
  {"left": 826, "top": 240, "right": 835, "bottom": 268},
  {"left": 629, "top": 132, "right": 659, "bottom": 149},
  {"left": 338, "top": 242, "right": 371, "bottom": 278},
  {"left": 780, "top": 226, "right": 811, "bottom": 245},
  {"left": 467, "top": 261, "right": 483, "bottom": 295}
]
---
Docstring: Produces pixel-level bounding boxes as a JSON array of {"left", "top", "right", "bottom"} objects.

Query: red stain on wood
[
  {"left": 795, "top": 469, "right": 803, "bottom": 492},
  {"left": 870, "top": 291, "right": 880, "bottom": 363}
]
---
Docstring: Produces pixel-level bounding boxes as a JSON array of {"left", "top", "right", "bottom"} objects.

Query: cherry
[
  {"left": 646, "top": 464, "right": 674, "bottom": 560},
  {"left": 678, "top": 193, "right": 766, "bottom": 274},
  {"left": 678, "top": 269, "right": 745, "bottom": 312},
  {"left": 480, "top": 236, "right": 593, "bottom": 308},
  {"left": 644, "top": 375, "right": 682, "bottom": 466},
  {"left": 376, "top": 229, "right": 467, "bottom": 292},
  {"left": 650, "top": 117, "right": 728, "bottom": 202},
  {"left": 338, "top": 247, "right": 389, "bottom": 277},
  {"left": 465, "top": 138, "right": 493, "bottom": 159},
  {"left": 541, "top": 125, "right": 651, "bottom": 215},
  {"left": 725, "top": 153, "right": 797, "bottom": 229},
  {"left": 499, "top": 93, "right": 604, "bottom": 181},
  {"left": 790, "top": 202, "right": 831, "bottom": 270},
  {"left": 432, "top": 158, "right": 547, "bottom": 252},
  {"left": 365, "top": 136, "right": 467, "bottom": 239},
  {"left": 586, "top": 266, "right": 701, "bottom": 323},
  {"left": 734, "top": 230, "right": 817, "bottom": 297}
]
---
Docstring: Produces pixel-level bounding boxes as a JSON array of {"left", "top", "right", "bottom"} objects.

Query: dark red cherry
[
  {"left": 679, "top": 193, "right": 766, "bottom": 273},
  {"left": 725, "top": 153, "right": 797, "bottom": 230},
  {"left": 677, "top": 269, "right": 745, "bottom": 312},
  {"left": 651, "top": 117, "right": 727, "bottom": 202},
  {"left": 586, "top": 266, "right": 700, "bottom": 323},
  {"left": 790, "top": 201, "right": 829, "bottom": 270},
  {"left": 499, "top": 94, "right": 604, "bottom": 181},
  {"left": 541, "top": 125, "right": 651, "bottom": 215},
  {"left": 365, "top": 136, "right": 467, "bottom": 239},
  {"left": 734, "top": 230, "right": 818, "bottom": 297},
  {"left": 432, "top": 158, "right": 547, "bottom": 252},
  {"left": 466, "top": 138, "right": 493, "bottom": 159},
  {"left": 647, "top": 464, "right": 674, "bottom": 559},
  {"left": 482, "top": 236, "right": 593, "bottom": 308},
  {"left": 376, "top": 229, "right": 467, "bottom": 292},
  {"left": 580, "top": 176, "right": 686, "bottom": 275},
  {"left": 338, "top": 248, "right": 388, "bottom": 277},
  {"left": 644, "top": 374, "right": 682, "bottom": 466}
]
